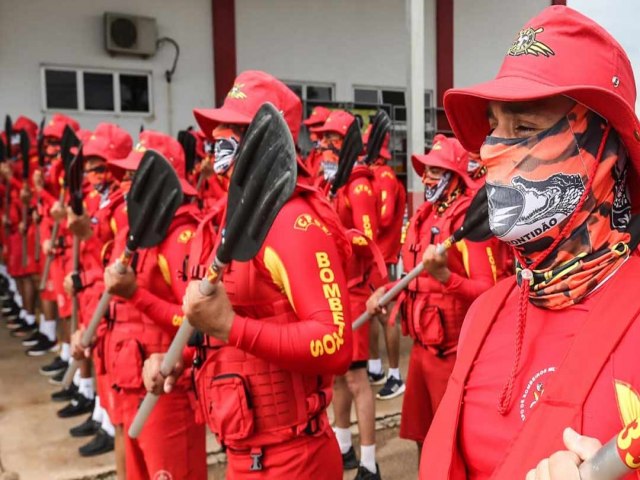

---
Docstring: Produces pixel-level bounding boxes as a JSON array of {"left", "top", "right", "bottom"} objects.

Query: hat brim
[
  {"left": 444, "top": 75, "right": 640, "bottom": 207},
  {"left": 193, "top": 107, "right": 253, "bottom": 139},
  {"left": 108, "top": 151, "right": 143, "bottom": 171},
  {"left": 411, "top": 153, "right": 476, "bottom": 189},
  {"left": 303, "top": 118, "right": 324, "bottom": 127},
  {"left": 313, "top": 124, "right": 345, "bottom": 135},
  {"left": 108, "top": 151, "right": 197, "bottom": 196}
]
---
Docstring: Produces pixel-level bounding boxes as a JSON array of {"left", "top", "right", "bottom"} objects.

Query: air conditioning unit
[{"left": 104, "top": 12, "right": 157, "bottom": 57}]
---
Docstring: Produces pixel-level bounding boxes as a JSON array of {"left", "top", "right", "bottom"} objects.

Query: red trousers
[
  {"left": 400, "top": 342, "right": 456, "bottom": 442},
  {"left": 225, "top": 430, "right": 342, "bottom": 480},
  {"left": 121, "top": 389, "right": 207, "bottom": 480},
  {"left": 350, "top": 295, "right": 370, "bottom": 364}
]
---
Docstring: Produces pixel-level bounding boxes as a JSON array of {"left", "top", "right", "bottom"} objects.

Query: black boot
[
  {"left": 354, "top": 464, "right": 382, "bottom": 480},
  {"left": 343, "top": 446, "right": 359, "bottom": 470},
  {"left": 79, "top": 429, "right": 115, "bottom": 457},
  {"left": 19, "top": 330, "right": 43, "bottom": 345},
  {"left": 40, "top": 356, "right": 68, "bottom": 376},
  {"left": 57, "top": 394, "right": 95, "bottom": 418},
  {"left": 51, "top": 384, "right": 78, "bottom": 402},
  {"left": 70, "top": 414, "right": 100, "bottom": 438}
]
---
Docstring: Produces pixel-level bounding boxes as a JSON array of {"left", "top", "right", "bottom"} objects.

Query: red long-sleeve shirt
[{"left": 224, "top": 193, "right": 353, "bottom": 376}]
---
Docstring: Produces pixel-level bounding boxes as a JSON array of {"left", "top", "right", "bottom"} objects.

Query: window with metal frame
[
  {"left": 41, "top": 65, "right": 153, "bottom": 115},
  {"left": 284, "top": 81, "right": 335, "bottom": 114}
]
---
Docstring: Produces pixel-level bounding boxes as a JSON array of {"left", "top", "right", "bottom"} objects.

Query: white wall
[
  {"left": 0, "top": 0, "right": 215, "bottom": 138},
  {"left": 569, "top": 0, "right": 640, "bottom": 112},
  {"left": 453, "top": 0, "right": 549, "bottom": 87},
  {"left": 235, "top": 0, "right": 437, "bottom": 102}
]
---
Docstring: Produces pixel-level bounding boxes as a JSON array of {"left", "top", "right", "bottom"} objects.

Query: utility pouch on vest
[
  {"left": 204, "top": 373, "right": 255, "bottom": 442},
  {"left": 110, "top": 338, "right": 145, "bottom": 390},
  {"left": 413, "top": 296, "right": 445, "bottom": 347}
]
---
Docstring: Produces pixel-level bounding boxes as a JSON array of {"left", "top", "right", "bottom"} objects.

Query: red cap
[
  {"left": 43, "top": 114, "right": 80, "bottom": 140},
  {"left": 444, "top": 5, "right": 640, "bottom": 204},
  {"left": 412, "top": 134, "right": 476, "bottom": 189},
  {"left": 193, "top": 70, "right": 303, "bottom": 141},
  {"left": 83, "top": 123, "right": 132, "bottom": 162},
  {"left": 110, "top": 130, "right": 197, "bottom": 196},
  {"left": 313, "top": 110, "right": 355, "bottom": 136},
  {"left": 303, "top": 106, "right": 331, "bottom": 126},
  {"left": 362, "top": 124, "right": 391, "bottom": 160}
]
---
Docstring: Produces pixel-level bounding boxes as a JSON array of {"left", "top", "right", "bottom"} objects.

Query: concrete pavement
[{"left": 0, "top": 320, "right": 417, "bottom": 479}]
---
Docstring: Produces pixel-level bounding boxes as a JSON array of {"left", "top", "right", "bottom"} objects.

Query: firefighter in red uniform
[
  {"left": 143, "top": 70, "right": 353, "bottom": 479},
  {"left": 33, "top": 114, "right": 81, "bottom": 365},
  {"left": 418, "top": 6, "right": 640, "bottom": 479},
  {"left": 303, "top": 105, "right": 331, "bottom": 178},
  {"left": 97, "top": 131, "right": 207, "bottom": 479},
  {"left": 2, "top": 116, "right": 41, "bottom": 343},
  {"left": 64, "top": 123, "right": 132, "bottom": 459},
  {"left": 367, "top": 134, "right": 496, "bottom": 459},
  {"left": 364, "top": 127, "right": 408, "bottom": 401},
  {"left": 311, "top": 109, "right": 384, "bottom": 478}
]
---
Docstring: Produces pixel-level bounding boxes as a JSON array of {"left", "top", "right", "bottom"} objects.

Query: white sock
[
  {"left": 73, "top": 369, "right": 81, "bottom": 387},
  {"left": 0, "top": 264, "right": 7, "bottom": 275},
  {"left": 101, "top": 411, "right": 115, "bottom": 437},
  {"left": 360, "top": 445, "right": 377, "bottom": 473},
  {"left": 92, "top": 396, "right": 103, "bottom": 423},
  {"left": 388, "top": 368, "right": 401, "bottom": 380},
  {"left": 368, "top": 358, "right": 383, "bottom": 375},
  {"left": 60, "top": 342, "right": 71, "bottom": 363},
  {"left": 79, "top": 377, "right": 95, "bottom": 400},
  {"left": 39, "top": 319, "right": 56, "bottom": 342},
  {"left": 24, "top": 313, "right": 36, "bottom": 325},
  {"left": 334, "top": 426, "right": 352, "bottom": 454},
  {"left": 13, "top": 292, "right": 22, "bottom": 307}
]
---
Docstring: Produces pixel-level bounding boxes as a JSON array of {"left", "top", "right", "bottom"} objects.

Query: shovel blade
[
  {"left": 365, "top": 110, "right": 392, "bottom": 165},
  {"left": 331, "top": 120, "right": 363, "bottom": 195},
  {"left": 60, "top": 126, "right": 80, "bottom": 175},
  {"left": 68, "top": 145, "right": 85, "bottom": 215},
  {"left": 126, "top": 150, "right": 184, "bottom": 250},
  {"left": 461, "top": 185, "right": 493, "bottom": 243},
  {"left": 218, "top": 102, "right": 297, "bottom": 263}
]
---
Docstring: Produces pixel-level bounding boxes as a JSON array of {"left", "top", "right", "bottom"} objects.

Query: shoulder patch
[
  {"left": 293, "top": 213, "right": 331, "bottom": 236},
  {"left": 178, "top": 229, "right": 194, "bottom": 244},
  {"left": 353, "top": 184, "right": 373, "bottom": 196}
]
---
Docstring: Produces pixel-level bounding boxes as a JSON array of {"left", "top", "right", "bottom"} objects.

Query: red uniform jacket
[
  {"left": 392, "top": 194, "right": 495, "bottom": 354},
  {"left": 191, "top": 184, "right": 353, "bottom": 449},
  {"left": 420, "top": 256, "right": 640, "bottom": 480},
  {"left": 371, "top": 163, "right": 406, "bottom": 265}
]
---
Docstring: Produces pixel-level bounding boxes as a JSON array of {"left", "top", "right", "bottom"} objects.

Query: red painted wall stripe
[
  {"left": 212, "top": 0, "right": 237, "bottom": 106},
  {"left": 436, "top": 0, "right": 454, "bottom": 133}
]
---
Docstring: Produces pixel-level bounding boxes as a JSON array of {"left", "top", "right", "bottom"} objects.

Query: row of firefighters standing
[{"left": 1, "top": 70, "right": 513, "bottom": 479}]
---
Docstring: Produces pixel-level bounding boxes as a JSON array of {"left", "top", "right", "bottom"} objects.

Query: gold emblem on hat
[
  {"left": 227, "top": 83, "right": 247, "bottom": 100},
  {"left": 507, "top": 27, "right": 554, "bottom": 57}
]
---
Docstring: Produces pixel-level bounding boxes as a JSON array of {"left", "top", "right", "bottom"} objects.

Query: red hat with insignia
[
  {"left": 313, "top": 110, "right": 355, "bottom": 136},
  {"left": 2, "top": 116, "right": 39, "bottom": 155},
  {"left": 83, "top": 123, "right": 133, "bottom": 163},
  {"left": 43, "top": 113, "right": 80, "bottom": 140},
  {"left": 110, "top": 130, "right": 197, "bottom": 196},
  {"left": 303, "top": 106, "right": 331, "bottom": 127},
  {"left": 443, "top": 5, "right": 640, "bottom": 206},
  {"left": 411, "top": 134, "right": 476, "bottom": 189},
  {"left": 193, "top": 70, "right": 303, "bottom": 142}
]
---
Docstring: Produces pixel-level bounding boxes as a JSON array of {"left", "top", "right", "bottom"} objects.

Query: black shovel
[
  {"left": 39, "top": 126, "right": 80, "bottom": 291},
  {"left": 67, "top": 148, "right": 85, "bottom": 333},
  {"left": 364, "top": 110, "right": 392, "bottom": 165},
  {"left": 128, "top": 101, "right": 297, "bottom": 438},
  {"left": 20, "top": 130, "right": 30, "bottom": 268},
  {"left": 329, "top": 120, "right": 363, "bottom": 199},
  {"left": 352, "top": 185, "right": 493, "bottom": 330},
  {"left": 62, "top": 151, "right": 184, "bottom": 387},
  {"left": 34, "top": 117, "right": 45, "bottom": 264}
]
